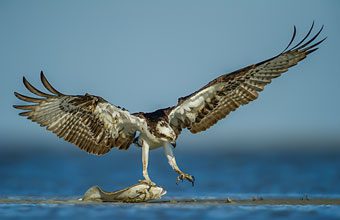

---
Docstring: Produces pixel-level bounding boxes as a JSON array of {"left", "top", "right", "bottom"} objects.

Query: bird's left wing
[
  {"left": 14, "top": 72, "right": 145, "bottom": 155},
  {"left": 168, "top": 24, "right": 326, "bottom": 135}
]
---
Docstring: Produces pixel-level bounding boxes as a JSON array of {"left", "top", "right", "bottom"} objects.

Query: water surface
[{"left": 1, "top": 145, "right": 339, "bottom": 219}]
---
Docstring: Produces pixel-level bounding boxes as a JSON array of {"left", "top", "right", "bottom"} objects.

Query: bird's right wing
[{"left": 14, "top": 72, "right": 145, "bottom": 155}]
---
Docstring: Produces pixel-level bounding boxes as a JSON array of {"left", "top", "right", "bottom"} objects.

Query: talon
[
  {"left": 139, "top": 179, "right": 156, "bottom": 187},
  {"left": 191, "top": 176, "right": 195, "bottom": 187},
  {"left": 191, "top": 178, "right": 195, "bottom": 187},
  {"left": 176, "top": 173, "right": 195, "bottom": 186},
  {"left": 176, "top": 174, "right": 183, "bottom": 185}
]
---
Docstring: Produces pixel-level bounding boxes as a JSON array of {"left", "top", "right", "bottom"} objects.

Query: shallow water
[
  {"left": 0, "top": 145, "right": 340, "bottom": 219},
  {"left": 1, "top": 202, "right": 340, "bottom": 220}
]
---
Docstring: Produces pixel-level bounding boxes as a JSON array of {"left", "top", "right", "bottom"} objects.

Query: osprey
[{"left": 14, "top": 24, "right": 325, "bottom": 186}]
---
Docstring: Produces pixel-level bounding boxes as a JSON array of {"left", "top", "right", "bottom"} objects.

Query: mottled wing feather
[
  {"left": 168, "top": 24, "right": 326, "bottom": 135},
  {"left": 14, "top": 72, "right": 144, "bottom": 155}
]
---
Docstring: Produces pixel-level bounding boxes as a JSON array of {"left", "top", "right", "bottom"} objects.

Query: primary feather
[
  {"left": 168, "top": 23, "right": 326, "bottom": 135},
  {"left": 14, "top": 24, "right": 326, "bottom": 152},
  {"left": 14, "top": 72, "right": 144, "bottom": 155}
]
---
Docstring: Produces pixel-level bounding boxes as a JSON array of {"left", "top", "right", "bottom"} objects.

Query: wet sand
[{"left": 1, "top": 197, "right": 340, "bottom": 205}]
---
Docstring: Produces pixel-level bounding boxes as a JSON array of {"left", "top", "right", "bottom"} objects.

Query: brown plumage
[
  {"left": 14, "top": 23, "right": 326, "bottom": 155},
  {"left": 14, "top": 72, "right": 141, "bottom": 155},
  {"left": 13, "top": 23, "right": 326, "bottom": 186},
  {"left": 168, "top": 23, "right": 326, "bottom": 135}
]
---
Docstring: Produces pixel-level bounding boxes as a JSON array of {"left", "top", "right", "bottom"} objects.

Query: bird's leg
[
  {"left": 139, "top": 141, "right": 156, "bottom": 186},
  {"left": 164, "top": 144, "right": 195, "bottom": 186}
]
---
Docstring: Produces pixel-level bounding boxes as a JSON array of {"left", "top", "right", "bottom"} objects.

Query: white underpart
[
  {"left": 93, "top": 102, "right": 146, "bottom": 140},
  {"left": 137, "top": 121, "right": 176, "bottom": 150},
  {"left": 89, "top": 102, "right": 169, "bottom": 182},
  {"left": 168, "top": 83, "right": 224, "bottom": 125},
  {"left": 138, "top": 132, "right": 165, "bottom": 150}
]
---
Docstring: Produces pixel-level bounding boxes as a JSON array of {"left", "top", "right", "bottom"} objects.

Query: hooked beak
[{"left": 170, "top": 142, "right": 176, "bottom": 148}]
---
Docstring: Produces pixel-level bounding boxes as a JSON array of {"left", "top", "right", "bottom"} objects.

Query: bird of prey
[{"left": 14, "top": 24, "right": 325, "bottom": 186}]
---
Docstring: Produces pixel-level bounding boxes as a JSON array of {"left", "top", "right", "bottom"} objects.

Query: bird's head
[{"left": 155, "top": 120, "right": 177, "bottom": 147}]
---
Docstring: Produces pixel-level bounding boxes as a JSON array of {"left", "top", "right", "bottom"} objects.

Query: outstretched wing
[
  {"left": 14, "top": 72, "right": 145, "bottom": 155},
  {"left": 168, "top": 23, "right": 326, "bottom": 135}
]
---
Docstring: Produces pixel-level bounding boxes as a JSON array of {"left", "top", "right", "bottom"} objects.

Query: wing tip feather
[
  {"left": 18, "top": 111, "right": 31, "bottom": 117},
  {"left": 14, "top": 91, "right": 43, "bottom": 103},
  {"left": 40, "top": 71, "right": 64, "bottom": 96},
  {"left": 13, "top": 104, "right": 36, "bottom": 110},
  {"left": 23, "top": 75, "right": 53, "bottom": 98},
  {"left": 282, "top": 22, "right": 325, "bottom": 54}
]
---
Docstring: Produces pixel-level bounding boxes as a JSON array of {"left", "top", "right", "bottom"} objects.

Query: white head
[{"left": 155, "top": 120, "right": 177, "bottom": 145}]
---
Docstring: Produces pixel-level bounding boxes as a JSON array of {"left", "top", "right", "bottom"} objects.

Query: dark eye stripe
[{"left": 160, "top": 121, "right": 167, "bottom": 126}]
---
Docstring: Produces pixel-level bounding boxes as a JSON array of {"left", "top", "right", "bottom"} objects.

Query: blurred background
[{"left": 0, "top": 0, "right": 339, "bottom": 199}]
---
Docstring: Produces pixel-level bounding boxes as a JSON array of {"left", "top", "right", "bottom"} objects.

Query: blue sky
[{"left": 0, "top": 0, "right": 339, "bottom": 149}]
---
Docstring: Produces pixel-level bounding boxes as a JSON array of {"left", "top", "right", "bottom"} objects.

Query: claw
[
  {"left": 139, "top": 179, "right": 156, "bottom": 187},
  {"left": 176, "top": 172, "right": 195, "bottom": 186},
  {"left": 191, "top": 176, "right": 195, "bottom": 187},
  {"left": 175, "top": 175, "right": 182, "bottom": 185}
]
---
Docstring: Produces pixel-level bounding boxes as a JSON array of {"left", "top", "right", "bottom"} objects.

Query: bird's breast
[{"left": 138, "top": 131, "right": 165, "bottom": 150}]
